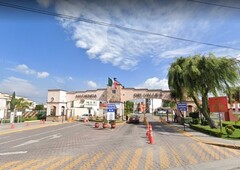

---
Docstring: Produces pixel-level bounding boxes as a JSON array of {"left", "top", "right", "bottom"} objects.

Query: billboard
[{"left": 209, "top": 96, "right": 228, "bottom": 112}]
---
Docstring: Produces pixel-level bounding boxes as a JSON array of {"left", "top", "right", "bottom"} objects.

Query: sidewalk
[
  {"left": 148, "top": 114, "right": 240, "bottom": 149},
  {"left": 0, "top": 120, "right": 67, "bottom": 135}
]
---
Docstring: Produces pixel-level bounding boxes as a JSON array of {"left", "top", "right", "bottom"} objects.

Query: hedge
[
  {"left": 189, "top": 124, "right": 223, "bottom": 137},
  {"left": 222, "top": 122, "right": 240, "bottom": 129}
]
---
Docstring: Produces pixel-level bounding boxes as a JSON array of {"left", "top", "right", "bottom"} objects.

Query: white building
[{"left": 0, "top": 93, "right": 9, "bottom": 119}]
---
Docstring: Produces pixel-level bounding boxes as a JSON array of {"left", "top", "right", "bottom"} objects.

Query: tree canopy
[{"left": 168, "top": 54, "right": 240, "bottom": 128}]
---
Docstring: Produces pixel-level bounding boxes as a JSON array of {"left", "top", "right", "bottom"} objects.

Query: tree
[
  {"left": 15, "top": 98, "right": 31, "bottom": 111},
  {"left": 10, "top": 91, "right": 17, "bottom": 111},
  {"left": 35, "top": 104, "right": 44, "bottom": 111},
  {"left": 124, "top": 101, "right": 134, "bottom": 115},
  {"left": 168, "top": 54, "right": 239, "bottom": 128}
]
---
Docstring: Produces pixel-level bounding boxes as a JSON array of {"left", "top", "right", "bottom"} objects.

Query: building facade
[{"left": 47, "top": 84, "right": 172, "bottom": 121}]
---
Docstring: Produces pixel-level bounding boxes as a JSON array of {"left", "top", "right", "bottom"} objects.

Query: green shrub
[
  {"left": 225, "top": 125, "right": 235, "bottom": 137},
  {"left": 190, "top": 124, "right": 223, "bottom": 137},
  {"left": 201, "top": 118, "right": 209, "bottom": 126},
  {"left": 191, "top": 118, "right": 200, "bottom": 124},
  {"left": 189, "top": 112, "right": 199, "bottom": 119},
  {"left": 181, "top": 117, "right": 192, "bottom": 125}
]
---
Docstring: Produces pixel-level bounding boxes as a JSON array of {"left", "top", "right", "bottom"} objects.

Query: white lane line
[
  {"left": 0, "top": 151, "right": 27, "bottom": 156},
  {"left": 0, "top": 123, "right": 80, "bottom": 145},
  {"left": 0, "top": 136, "right": 10, "bottom": 139}
]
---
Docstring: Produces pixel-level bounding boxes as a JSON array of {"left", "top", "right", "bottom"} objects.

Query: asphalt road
[{"left": 0, "top": 115, "right": 240, "bottom": 170}]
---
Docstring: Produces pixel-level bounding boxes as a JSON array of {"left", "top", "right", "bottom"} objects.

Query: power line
[
  {"left": 187, "top": 0, "right": 240, "bottom": 10},
  {"left": 0, "top": 1, "right": 240, "bottom": 51}
]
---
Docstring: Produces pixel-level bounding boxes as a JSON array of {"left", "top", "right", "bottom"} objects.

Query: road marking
[
  {"left": 79, "top": 152, "right": 104, "bottom": 170},
  {"left": 64, "top": 154, "right": 87, "bottom": 170},
  {"left": 190, "top": 143, "right": 209, "bottom": 162},
  {"left": 30, "top": 157, "right": 60, "bottom": 170},
  {"left": 197, "top": 142, "right": 221, "bottom": 160},
  {"left": 114, "top": 150, "right": 130, "bottom": 169},
  {"left": 225, "top": 148, "right": 240, "bottom": 157},
  {"left": 97, "top": 151, "right": 115, "bottom": 170},
  {"left": 0, "top": 161, "right": 20, "bottom": 170},
  {"left": 13, "top": 159, "right": 39, "bottom": 170},
  {"left": 211, "top": 145, "right": 233, "bottom": 158},
  {"left": 13, "top": 133, "right": 62, "bottom": 148},
  {"left": 0, "top": 123, "right": 79, "bottom": 145},
  {"left": 145, "top": 148, "right": 153, "bottom": 170},
  {"left": 0, "top": 136, "right": 9, "bottom": 139},
  {"left": 179, "top": 144, "right": 198, "bottom": 165},
  {"left": 128, "top": 148, "right": 142, "bottom": 170},
  {"left": 0, "top": 151, "right": 27, "bottom": 156},
  {"left": 48, "top": 156, "right": 72, "bottom": 170},
  {"left": 159, "top": 146, "right": 170, "bottom": 169}
]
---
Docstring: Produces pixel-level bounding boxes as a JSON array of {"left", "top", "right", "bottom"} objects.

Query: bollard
[{"left": 10, "top": 123, "right": 15, "bottom": 129}]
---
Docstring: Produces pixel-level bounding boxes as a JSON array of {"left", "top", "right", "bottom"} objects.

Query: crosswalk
[{"left": 0, "top": 143, "right": 240, "bottom": 170}]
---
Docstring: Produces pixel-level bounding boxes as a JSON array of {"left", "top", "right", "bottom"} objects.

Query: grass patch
[{"left": 190, "top": 124, "right": 240, "bottom": 139}]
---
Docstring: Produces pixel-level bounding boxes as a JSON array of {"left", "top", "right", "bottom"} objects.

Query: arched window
[
  {"left": 50, "top": 106, "right": 56, "bottom": 116},
  {"left": 61, "top": 106, "right": 65, "bottom": 116}
]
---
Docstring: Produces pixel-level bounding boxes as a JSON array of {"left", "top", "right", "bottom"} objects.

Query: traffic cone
[
  {"left": 84, "top": 118, "right": 86, "bottom": 123},
  {"left": 26, "top": 122, "right": 29, "bottom": 126},
  {"left": 10, "top": 123, "right": 15, "bottom": 129},
  {"left": 39, "top": 120, "right": 43, "bottom": 124},
  {"left": 149, "top": 131, "right": 154, "bottom": 144},
  {"left": 43, "top": 120, "right": 45, "bottom": 124}
]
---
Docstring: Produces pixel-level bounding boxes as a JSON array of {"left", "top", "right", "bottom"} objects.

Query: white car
[{"left": 79, "top": 114, "right": 90, "bottom": 121}]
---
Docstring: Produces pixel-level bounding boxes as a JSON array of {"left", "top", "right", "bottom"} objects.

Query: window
[
  {"left": 112, "top": 90, "right": 116, "bottom": 94},
  {"left": 71, "top": 101, "right": 74, "bottom": 107}
]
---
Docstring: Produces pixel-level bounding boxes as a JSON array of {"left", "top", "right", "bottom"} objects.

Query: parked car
[
  {"left": 79, "top": 114, "right": 90, "bottom": 121},
  {"left": 128, "top": 115, "right": 140, "bottom": 124}
]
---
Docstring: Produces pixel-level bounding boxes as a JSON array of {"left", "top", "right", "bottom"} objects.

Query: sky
[{"left": 0, "top": 0, "right": 240, "bottom": 104}]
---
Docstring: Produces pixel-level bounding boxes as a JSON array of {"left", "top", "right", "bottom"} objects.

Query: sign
[
  {"left": 209, "top": 96, "right": 228, "bottom": 112},
  {"left": 177, "top": 102, "right": 187, "bottom": 111},
  {"left": 133, "top": 93, "right": 162, "bottom": 99},
  {"left": 107, "top": 104, "right": 116, "bottom": 120},
  {"left": 16, "top": 112, "right": 22, "bottom": 116},
  {"left": 0, "top": 110, "right": 4, "bottom": 119},
  {"left": 107, "top": 104, "right": 116, "bottom": 112},
  {"left": 10, "top": 112, "right": 15, "bottom": 123}
]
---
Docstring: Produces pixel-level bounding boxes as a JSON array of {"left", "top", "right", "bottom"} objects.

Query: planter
[
  {"left": 95, "top": 122, "right": 99, "bottom": 128},
  {"left": 102, "top": 123, "right": 108, "bottom": 128},
  {"left": 111, "top": 123, "right": 116, "bottom": 129}
]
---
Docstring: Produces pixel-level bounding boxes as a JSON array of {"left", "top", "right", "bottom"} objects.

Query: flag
[
  {"left": 107, "top": 77, "right": 113, "bottom": 86},
  {"left": 113, "top": 77, "right": 121, "bottom": 89}
]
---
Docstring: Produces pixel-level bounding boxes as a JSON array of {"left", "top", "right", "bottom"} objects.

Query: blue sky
[{"left": 0, "top": 0, "right": 240, "bottom": 103}]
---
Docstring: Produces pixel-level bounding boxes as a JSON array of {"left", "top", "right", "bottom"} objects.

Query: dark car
[{"left": 128, "top": 115, "right": 140, "bottom": 124}]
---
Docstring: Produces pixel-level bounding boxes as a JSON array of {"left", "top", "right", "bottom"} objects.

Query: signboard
[
  {"left": 107, "top": 104, "right": 116, "bottom": 121},
  {"left": 177, "top": 102, "right": 187, "bottom": 111},
  {"left": 10, "top": 112, "right": 15, "bottom": 123},
  {"left": 0, "top": 110, "right": 4, "bottom": 119},
  {"left": 16, "top": 112, "right": 22, "bottom": 116},
  {"left": 209, "top": 96, "right": 228, "bottom": 112}
]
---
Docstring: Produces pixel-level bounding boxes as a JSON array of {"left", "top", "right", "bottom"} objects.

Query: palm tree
[
  {"left": 168, "top": 54, "right": 239, "bottom": 128},
  {"left": 15, "top": 98, "right": 31, "bottom": 111}
]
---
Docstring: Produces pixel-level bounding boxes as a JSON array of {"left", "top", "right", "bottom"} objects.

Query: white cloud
[
  {"left": 15, "top": 64, "right": 36, "bottom": 75},
  {"left": 0, "top": 77, "right": 39, "bottom": 97},
  {"left": 87, "top": 80, "right": 97, "bottom": 89},
  {"left": 136, "top": 77, "right": 169, "bottom": 90},
  {"left": 36, "top": 0, "right": 238, "bottom": 70},
  {"left": 37, "top": 72, "right": 50, "bottom": 78},
  {"left": 68, "top": 77, "right": 73, "bottom": 80},
  {"left": 9, "top": 64, "right": 49, "bottom": 79}
]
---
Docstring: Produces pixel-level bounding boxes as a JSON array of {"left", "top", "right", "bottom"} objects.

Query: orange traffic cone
[
  {"left": 149, "top": 133, "right": 154, "bottom": 144},
  {"left": 84, "top": 118, "right": 86, "bottom": 123},
  {"left": 10, "top": 123, "right": 15, "bottom": 129}
]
